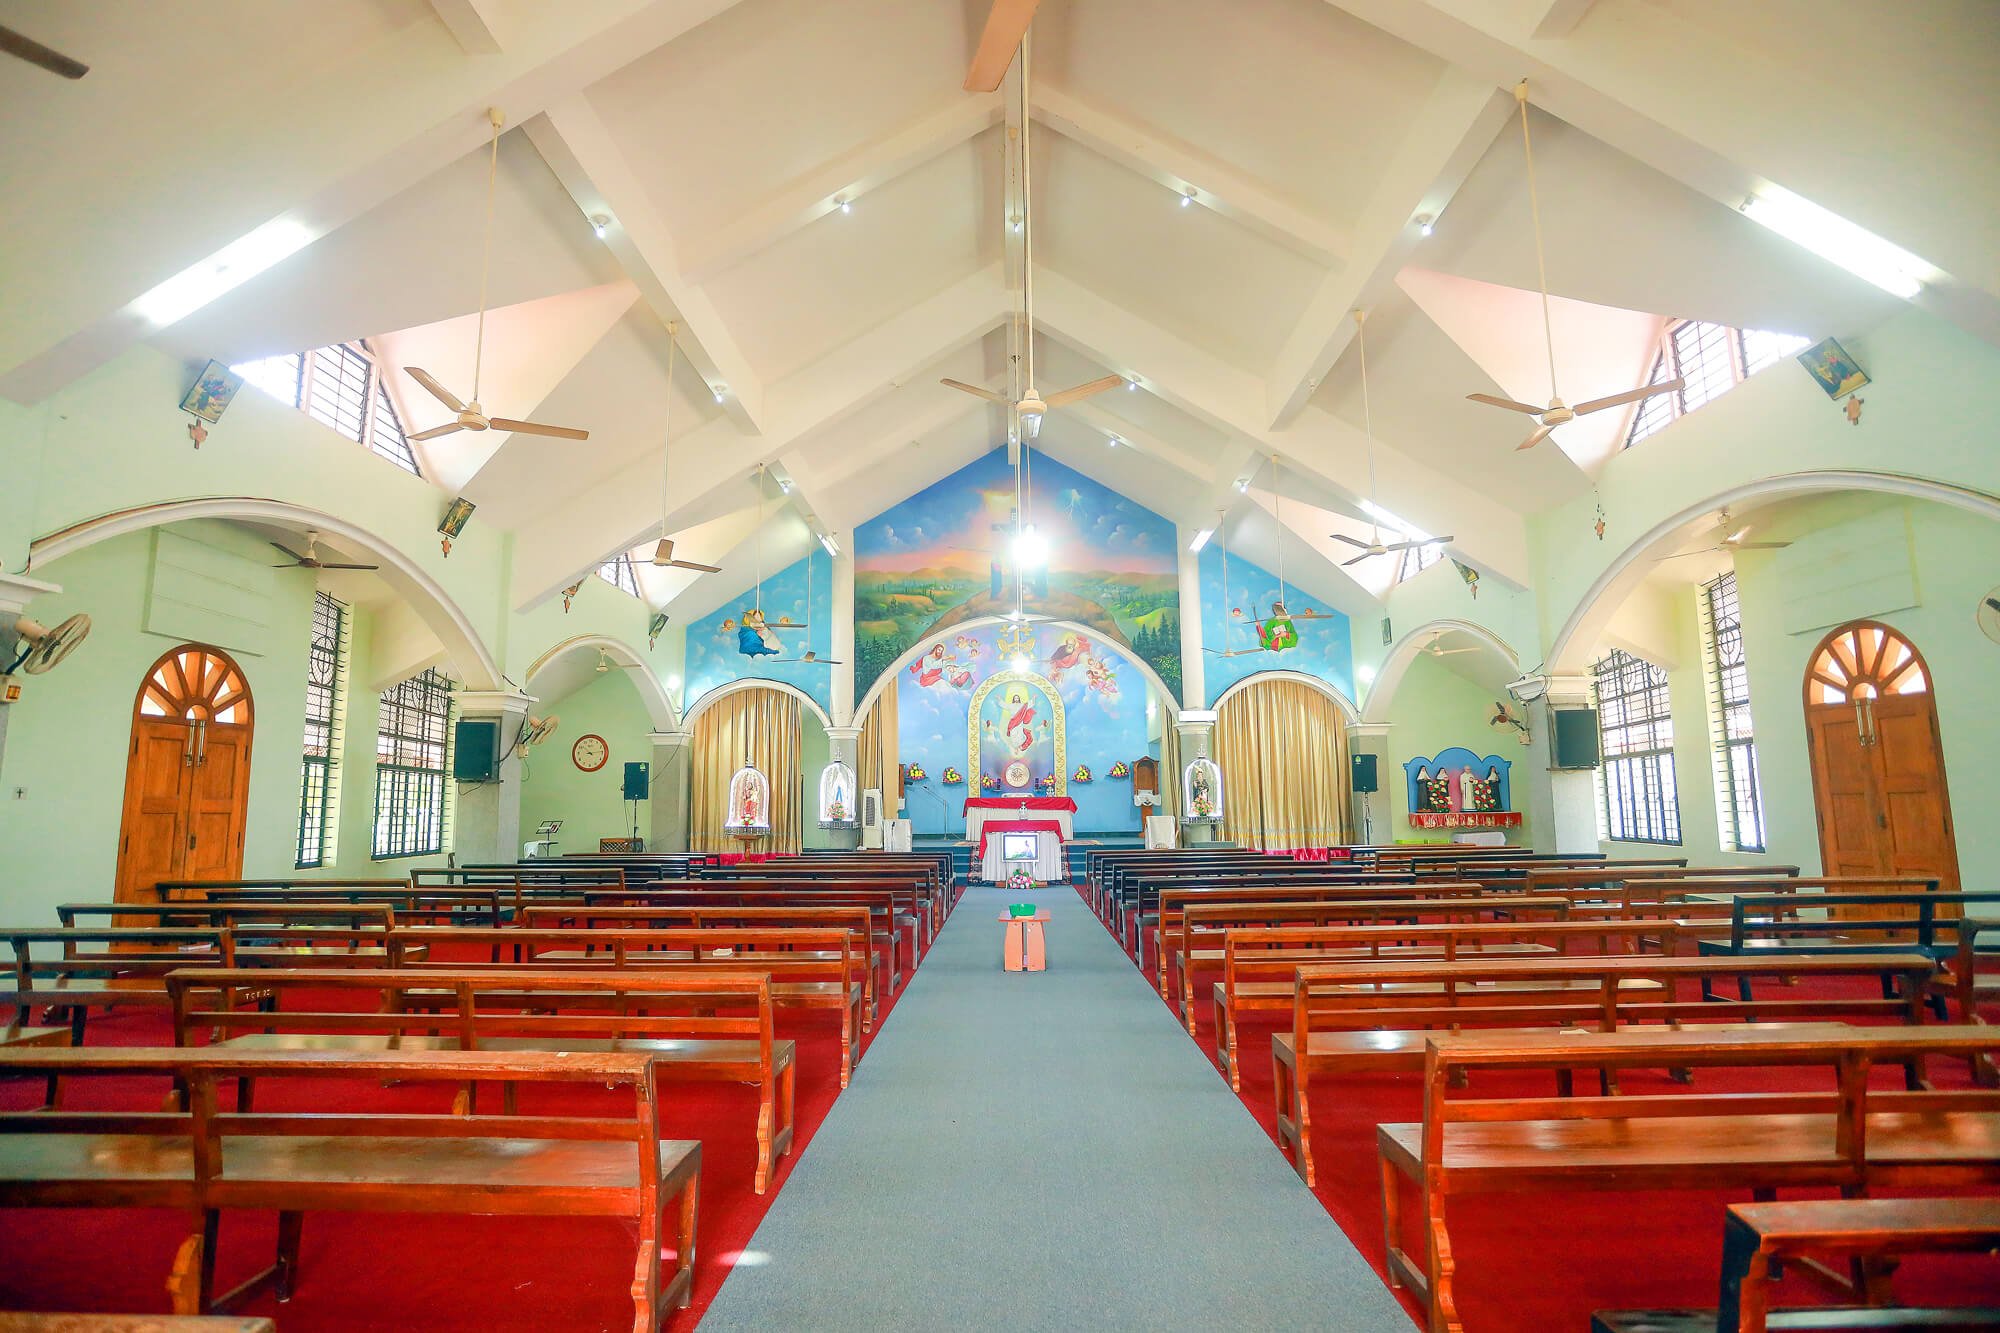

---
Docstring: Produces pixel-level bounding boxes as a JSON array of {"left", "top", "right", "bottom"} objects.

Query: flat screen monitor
[{"left": 1002, "top": 832, "right": 1039, "bottom": 862}]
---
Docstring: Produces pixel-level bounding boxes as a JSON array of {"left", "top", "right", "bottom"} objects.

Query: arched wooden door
[
  {"left": 113, "top": 645, "right": 255, "bottom": 902},
  {"left": 1802, "top": 621, "right": 1959, "bottom": 895}
]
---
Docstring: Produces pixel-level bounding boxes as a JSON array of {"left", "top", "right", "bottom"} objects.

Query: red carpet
[
  {"left": 1092, "top": 889, "right": 2000, "bottom": 1330},
  {"left": 0, "top": 935, "right": 926, "bottom": 1331}
]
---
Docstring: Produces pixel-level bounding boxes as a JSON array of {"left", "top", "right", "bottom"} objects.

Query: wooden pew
[
  {"left": 0, "top": 1317, "right": 275, "bottom": 1332},
  {"left": 0, "top": 1046, "right": 699, "bottom": 1328},
  {"left": 182, "top": 883, "right": 512, "bottom": 925},
  {"left": 386, "top": 925, "right": 866, "bottom": 1087},
  {"left": 594, "top": 885, "right": 927, "bottom": 966},
  {"left": 58, "top": 902, "right": 398, "bottom": 932},
  {"left": 519, "top": 902, "right": 895, "bottom": 1014},
  {"left": 1592, "top": 1196, "right": 2000, "bottom": 1333},
  {"left": 690, "top": 870, "right": 945, "bottom": 939},
  {"left": 150, "top": 877, "right": 409, "bottom": 903},
  {"left": 1211, "top": 919, "right": 1677, "bottom": 1087},
  {"left": 1275, "top": 951, "right": 1939, "bottom": 1186},
  {"left": 1377, "top": 1025, "right": 2000, "bottom": 1333}
]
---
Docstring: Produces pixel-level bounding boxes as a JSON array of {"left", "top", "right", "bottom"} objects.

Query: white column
[
  {"left": 1176, "top": 528, "right": 1207, "bottom": 708},
  {"left": 1544, "top": 674, "right": 1600, "bottom": 855},
  {"left": 1345, "top": 721, "right": 1392, "bottom": 846},
  {"left": 1175, "top": 709, "right": 1218, "bottom": 844},
  {"left": 822, "top": 724, "right": 862, "bottom": 850},
  {"left": 648, "top": 729, "right": 693, "bottom": 852},
  {"left": 0, "top": 572, "right": 63, "bottom": 775},
  {"left": 830, "top": 536, "right": 855, "bottom": 726},
  {"left": 453, "top": 689, "right": 532, "bottom": 864}
]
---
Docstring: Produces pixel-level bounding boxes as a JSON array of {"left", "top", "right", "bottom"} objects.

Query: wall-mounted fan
[
  {"left": 1489, "top": 700, "right": 1532, "bottom": 745},
  {"left": 513, "top": 713, "right": 559, "bottom": 758},
  {"left": 3, "top": 614, "right": 92, "bottom": 675},
  {"left": 1465, "top": 83, "right": 1684, "bottom": 451},
  {"left": 272, "top": 531, "right": 379, "bottom": 571},
  {"left": 404, "top": 109, "right": 590, "bottom": 445}
]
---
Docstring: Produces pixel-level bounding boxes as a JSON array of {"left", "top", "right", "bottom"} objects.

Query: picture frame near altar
[{"left": 968, "top": 670, "right": 1065, "bottom": 798}]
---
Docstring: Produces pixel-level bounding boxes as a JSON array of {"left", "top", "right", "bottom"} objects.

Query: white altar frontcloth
[{"left": 980, "top": 830, "right": 1065, "bottom": 883}]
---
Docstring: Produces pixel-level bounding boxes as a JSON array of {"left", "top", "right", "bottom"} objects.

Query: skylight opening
[
  {"left": 231, "top": 340, "right": 422, "bottom": 477},
  {"left": 1625, "top": 320, "right": 1812, "bottom": 448},
  {"left": 596, "top": 554, "right": 641, "bottom": 598}
]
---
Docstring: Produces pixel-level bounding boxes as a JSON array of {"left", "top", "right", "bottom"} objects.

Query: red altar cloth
[
  {"left": 961, "top": 795, "right": 1078, "bottom": 815},
  {"left": 973, "top": 818, "right": 1067, "bottom": 860}
]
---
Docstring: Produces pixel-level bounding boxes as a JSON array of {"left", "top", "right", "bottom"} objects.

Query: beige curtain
[
  {"left": 1215, "top": 679, "right": 1349, "bottom": 852},
  {"left": 857, "top": 684, "right": 901, "bottom": 820},
  {"left": 691, "top": 689, "right": 804, "bottom": 853},
  {"left": 1157, "top": 699, "right": 1181, "bottom": 821}
]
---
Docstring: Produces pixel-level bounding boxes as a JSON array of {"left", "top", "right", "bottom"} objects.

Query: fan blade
[
  {"left": 409, "top": 421, "right": 466, "bottom": 442},
  {"left": 1433, "top": 647, "right": 1479, "bottom": 656},
  {"left": 318, "top": 562, "right": 381, "bottom": 571},
  {"left": 1327, "top": 533, "right": 1375, "bottom": 548},
  {"left": 269, "top": 543, "right": 307, "bottom": 563},
  {"left": 669, "top": 559, "right": 724, "bottom": 574},
  {"left": 964, "top": 0, "right": 1039, "bottom": 92},
  {"left": 1044, "top": 374, "right": 1125, "bottom": 408},
  {"left": 0, "top": 25, "right": 88, "bottom": 78},
  {"left": 1467, "top": 393, "right": 1544, "bottom": 415},
  {"left": 1573, "top": 377, "right": 1686, "bottom": 416},
  {"left": 1341, "top": 552, "right": 1376, "bottom": 567},
  {"left": 1516, "top": 423, "right": 1555, "bottom": 451},
  {"left": 940, "top": 378, "right": 1007, "bottom": 403},
  {"left": 490, "top": 418, "right": 589, "bottom": 440},
  {"left": 1732, "top": 541, "right": 1791, "bottom": 551},
  {"left": 405, "top": 367, "right": 465, "bottom": 412}
]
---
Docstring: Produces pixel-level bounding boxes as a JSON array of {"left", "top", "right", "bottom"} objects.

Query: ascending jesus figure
[{"left": 1005, "top": 696, "right": 1037, "bottom": 755}]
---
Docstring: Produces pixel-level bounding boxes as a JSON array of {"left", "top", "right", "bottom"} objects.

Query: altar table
[
  {"left": 962, "top": 795, "right": 1075, "bottom": 842},
  {"left": 975, "top": 819, "right": 1066, "bottom": 883}
]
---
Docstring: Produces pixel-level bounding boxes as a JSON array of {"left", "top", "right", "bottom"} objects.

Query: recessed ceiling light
[
  {"left": 1126, "top": 379, "right": 1138, "bottom": 391},
  {"left": 837, "top": 196, "right": 851, "bottom": 214},
  {"left": 590, "top": 213, "right": 611, "bottom": 239},
  {"left": 712, "top": 384, "right": 727, "bottom": 403},
  {"left": 1181, "top": 189, "right": 1195, "bottom": 209},
  {"left": 1415, "top": 213, "right": 1434, "bottom": 237}
]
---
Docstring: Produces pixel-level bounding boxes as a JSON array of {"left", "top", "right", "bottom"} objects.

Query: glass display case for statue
[
  {"left": 817, "top": 760, "right": 859, "bottom": 830},
  {"left": 1181, "top": 754, "right": 1223, "bottom": 826},
  {"left": 723, "top": 761, "right": 772, "bottom": 839}
]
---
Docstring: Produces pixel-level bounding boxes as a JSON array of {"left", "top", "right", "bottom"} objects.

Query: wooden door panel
[
  {"left": 115, "top": 722, "right": 190, "bottom": 903},
  {"left": 185, "top": 725, "right": 251, "bottom": 882},
  {"left": 1872, "top": 697, "right": 1959, "bottom": 894},
  {"left": 1806, "top": 708, "right": 1882, "bottom": 880}
]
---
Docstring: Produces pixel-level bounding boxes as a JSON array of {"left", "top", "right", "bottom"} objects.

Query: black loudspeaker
[
  {"left": 1350, "top": 752, "right": 1379, "bottom": 793},
  {"left": 1551, "top": 707, "right": 1603, "bottom": 770},
  {"left": 622, "top": 761, "right": 650, "bottom": 801},
  {"left": 453, "top": 719, "right": 501, "bottom": 782}
]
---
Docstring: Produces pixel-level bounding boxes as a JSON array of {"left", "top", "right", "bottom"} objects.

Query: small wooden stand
[{"left": 999, "top": 911, "right": 1050, "bottom": 972}]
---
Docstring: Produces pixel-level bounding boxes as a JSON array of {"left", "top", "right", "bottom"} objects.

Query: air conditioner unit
[{"left": 861, "top": 787, "right": 884, "bottom": 850}]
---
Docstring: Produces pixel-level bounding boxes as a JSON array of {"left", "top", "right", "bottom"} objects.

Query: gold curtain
[
  {"left": 858, "top": 684, "right": 901, "bottom": 818},
  {"left": 690, "top": 689, "right": 804, "bottom": 853},
  {"left": 1157, "top": 699, "right": 1181, "bottom": 821},
  {"left": 1215, "top": 679, "right": 1349, "bottom": 852}
]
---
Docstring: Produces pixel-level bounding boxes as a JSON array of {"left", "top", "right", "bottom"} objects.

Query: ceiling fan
[
  {"left": 1420, "top": 630, "right": 1479, "bottom": 658},
  {"left": 650, "top": 324, "right": 721, "bottom": 574},
  {"left": 403, "top": 109, "right": 589, "bottom": 446},
  {"left": 941, "top": 25, "right": 1124, "bottom": 438},
  {"left": 1331, "top": 309, "right": 1455, "bottom": 566},
  {"left": 271, "top": 532, "right": 379, "bottom": 571},
  {"left": 1465, "top": 82, "right": 1684, "bottom": 452},
  {"left": 1656, "top": 508, "right": 1791, "bottom": 560},
  {"left": 0, "top": 25, "right": 87, "bottom": 79}
]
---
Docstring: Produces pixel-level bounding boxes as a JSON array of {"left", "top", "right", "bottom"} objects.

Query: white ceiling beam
[
  {"left": 1529, "top": 0, "right": 1597, "bottom": 39},
  {"left": 509, "top": 265, "right": 1010, "bottom": 606},
  {"left": 1063, "top": 400, "right": 1213, "bottom": 489},
  {"left": 678, "top": 96, "right": 1005, "bottom": 284},
  {"left": 428, "top": 0, "right": 504, "bottom": 53},
  {"left": 0, "top": 0, "right": 756, "bottom": 403},
  {"left": 1029, "top": 267, "right": 1530, "bottom": 584},
  {"left": 525, "top": 100, "right": 765, "bottom": 432},
  {"left": 1264, "top": 71, "right": 1512, "bottom": 429},
  {"left": 1030, "top": 85, "right": 1349, "bottom": 271},
  {"left": 1321, "top": 0, "right": 2000, "bottom": 343}
]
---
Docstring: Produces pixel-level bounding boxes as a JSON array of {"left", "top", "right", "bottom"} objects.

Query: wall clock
[
  {"left": 1979, "top": 587, "right": 2000, "bottom": 646},
  {"left": 572, "top": 734, "right": 609, "bottom": 772}
]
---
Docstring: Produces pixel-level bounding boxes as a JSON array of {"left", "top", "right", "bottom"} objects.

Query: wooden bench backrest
[
  {"left": 1729, "top": 889, "right": 2000, "bottom": 947},
  {"left": 387, "top": 925, "right": 860, "bottom": 982},
  {"left": 1222, "top": 920, "right": 1674, "bottom": 990},
  {"left": 59, "top": 901, "right": 397, "bottom": 930},
  {"left": 516, "top": 903, "right": 880, "bottom": 949}
]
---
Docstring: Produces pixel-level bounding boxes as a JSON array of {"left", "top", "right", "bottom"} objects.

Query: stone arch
[
  {"left": 522, "top": 634, "right": 678, "bottom": 731},
  {"left": 852, "top": 616, "right": 1180, "bottom": 725},
  {"left": 1210, "top": 668, "right": 1361, "bottom": 725},
  {"left": 1362, "top": 620, "right": 1523, "bottom": 724},
  {"left": 28, "top": 497, "right": 502, "bottom": 690},
  {"left": 1548, "top": 471, "right": 2000, "bottom": 675}
]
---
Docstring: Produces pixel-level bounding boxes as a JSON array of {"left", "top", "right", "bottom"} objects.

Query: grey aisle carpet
[{"left": 699, "top": 884, "right": 1414, "bottom": 1331}]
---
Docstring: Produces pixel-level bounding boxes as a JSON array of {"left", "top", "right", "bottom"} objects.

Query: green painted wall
[
  {"left": 516, "top": 670, "right": 655, "bottom": 854},
  {"left": 1381, "top": 655, "right": 1534, "bottom": 847}
]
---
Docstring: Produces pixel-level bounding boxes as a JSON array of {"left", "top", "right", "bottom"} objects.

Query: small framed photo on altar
[{"left": 1002, "top": 832, "right": 1039, "bottom": 862}]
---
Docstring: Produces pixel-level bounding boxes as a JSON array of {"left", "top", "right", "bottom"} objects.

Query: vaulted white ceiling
[{"left": 5, "top": 0, "right": 1993, "bottom": 624}]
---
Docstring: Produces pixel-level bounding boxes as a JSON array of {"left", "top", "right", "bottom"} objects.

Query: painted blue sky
[
  {"left": 1198, "top": 544, "right": 1355, "bottom": 703},
  {"left": 683, "top": 551, "right": 835, "bottom": 713}
]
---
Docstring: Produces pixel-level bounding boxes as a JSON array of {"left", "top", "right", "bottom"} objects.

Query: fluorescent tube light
[
  {"left": 1187, "top": 527, "right": 1213, "bottom": 553},
  {"left": 1740, "top": 187, "right": 1929, "bottom": 300},
  {"left": 132, "top": 219, "right": 315, "bottom": 327}
]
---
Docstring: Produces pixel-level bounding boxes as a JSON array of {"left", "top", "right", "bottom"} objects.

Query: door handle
[
  {"left": 182, "top": 724, "right": 196, "bottom": 767},
  {"left": 195, "top": 720, "right": 208, "bottom": 767}
]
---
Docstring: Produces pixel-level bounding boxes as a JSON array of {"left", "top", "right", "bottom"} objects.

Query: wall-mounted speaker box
[
  {"left": 1550, "top": 707, "right": 1603, "bottom": 770},
  {"left": 453, "top": 719, "right": 501, "bottom": 782},
  {"left": 623, "top": 761, "right": 650, "bottom": 802},
  {"left": 1350, "top": 752, "right": 1379, "bottom": 793}
]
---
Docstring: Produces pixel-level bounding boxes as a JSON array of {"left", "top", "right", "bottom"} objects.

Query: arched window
[
  {"left": 137, "top": 646, "right": 253, "bottom": 725},
  {"left": 1806, "top": 622, "right": 1928, "bottom": 706}
]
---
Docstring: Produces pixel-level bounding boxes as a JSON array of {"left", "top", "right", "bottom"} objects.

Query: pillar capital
[
  {"left": 1345, "top": 721, "right": 1392, "bottom": 740},
  {"left": 0, "top": 572, "right": 61, "bottom": 615},
  {"left": 647, "top": 730, "right": 692, "bottom": 748},
  {"left": 1543, "top": 675, "right": 1594, "bottom": 708},
  {"left": 455, "top": 689, "right": 534, "bottom": 720},
  {"left": 823, "top": 725, "right": 863, "bottom": 743}
]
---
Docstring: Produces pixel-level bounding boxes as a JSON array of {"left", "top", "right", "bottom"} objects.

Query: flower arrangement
[
  {"left": 1034, "top": 773, "right": 1058, "bottom": 794},
  {"left": 941, "top": 766, "right": 964, "bottom": 786},
  {"left": 1107, "top": 760, "right": 1130, "bottom": 779},
  {"left": 905, "top": 762, "right": 927, "bottom": 781},
  {"left": 1420, "top": 774, "right": 1452, "bottom": 813},
  {"left": 980, "top": 774, "right": 1001, "bottom": 791},
  {"left": 1071, "top": 764, "right": 1092, "bottom": 783},
  {"left": 1005, "top": 870, "right": 1036, "bottom": 893},
  {"left": 1467, "top": 774, "right": 1500, "bottom": 812}
]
